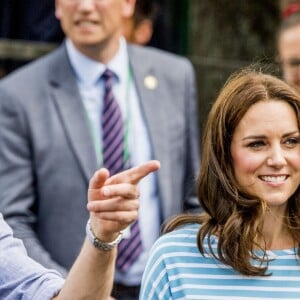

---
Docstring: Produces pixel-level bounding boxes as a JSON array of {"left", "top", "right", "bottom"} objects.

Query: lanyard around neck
[{"left": 123, "top": 67, "right": 132, "bottom": 165}]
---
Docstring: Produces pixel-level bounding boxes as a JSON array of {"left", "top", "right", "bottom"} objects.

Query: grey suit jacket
[{"left": 0, "top": 43, "right": 200, "bottom": 274}]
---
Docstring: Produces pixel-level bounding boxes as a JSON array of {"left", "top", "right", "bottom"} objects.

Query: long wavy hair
[{"left": 164, "top": 69, "right": 300, "bottom": 276}]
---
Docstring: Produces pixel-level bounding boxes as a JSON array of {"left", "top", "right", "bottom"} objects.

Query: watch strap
[{"left": 86, "top": 219, "right": 124, "bottom": 251}]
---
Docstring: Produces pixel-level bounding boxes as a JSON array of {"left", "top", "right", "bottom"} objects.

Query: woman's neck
[{"left": 260, "top": 209, "right": 295, "bottom": 250}]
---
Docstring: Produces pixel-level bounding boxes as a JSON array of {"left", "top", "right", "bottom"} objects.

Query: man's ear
[
  {"left": 134, "top": 20, "right": 153, "bottom": 46},
  {"left": 55, "top": 0, "right": 62, "bottom": 20},
  {"left": 123, "top": 0, "right": 136, "bottom": 18}
]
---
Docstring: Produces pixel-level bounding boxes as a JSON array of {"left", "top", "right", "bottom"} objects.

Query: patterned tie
[{"left": 101, "top": 69, "right": 142, "bottom": 272}]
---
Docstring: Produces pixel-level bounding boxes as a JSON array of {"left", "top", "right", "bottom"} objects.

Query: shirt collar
[{"left": 66, "top": 38, "right": 129, "bottom": 85}]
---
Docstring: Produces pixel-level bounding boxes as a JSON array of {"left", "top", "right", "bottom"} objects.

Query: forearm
[
  {"left": 57, "top": 238, "right": 115, "bottom": 300},
  {"left": 55, "top": 161, "right": 161, "bottom": 299}
]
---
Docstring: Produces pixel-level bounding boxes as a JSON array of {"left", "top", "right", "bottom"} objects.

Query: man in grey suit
[{"left": 0, "top": 0, "right": 199, "bottom": 299}]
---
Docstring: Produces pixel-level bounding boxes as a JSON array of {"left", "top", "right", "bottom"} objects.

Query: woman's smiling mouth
[{"left": 259, "top": 175, "right": 288, "bottom": 183}]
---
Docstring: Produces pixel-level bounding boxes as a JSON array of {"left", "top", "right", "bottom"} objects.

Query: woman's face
[{"left": 230, "top": 100, "right": 300, "bottom": 210}]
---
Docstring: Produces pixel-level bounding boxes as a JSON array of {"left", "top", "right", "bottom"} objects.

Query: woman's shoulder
[
  {"left": 167, "top": 223, "right": 199, "bottom": 235},
  {"left": 150, "top": 223, "right": 219, "bottom": 258},
  {"left": 150, "top": 223, "right": 200, "bottom": 255},
  {"left": 161, "top": 222, "right": 199, "bottom": 239}
]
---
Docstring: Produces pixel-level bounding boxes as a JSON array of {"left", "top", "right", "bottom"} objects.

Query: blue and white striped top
[{"left": 140, "top": 224, "right": 300, "bottom": 299}]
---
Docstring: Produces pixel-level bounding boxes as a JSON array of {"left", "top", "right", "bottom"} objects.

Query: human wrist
[{"left": 85, "top": 219, "right": 123, "bottom": 251}]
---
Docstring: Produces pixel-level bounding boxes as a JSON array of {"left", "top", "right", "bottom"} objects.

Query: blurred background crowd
[{"left": 0, "top": 0, "right": 295, "bottom": 131}]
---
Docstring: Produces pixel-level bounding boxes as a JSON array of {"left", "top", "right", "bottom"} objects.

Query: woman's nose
[{"left": 266, "top": 145, "right": 287, "bottom": 168}]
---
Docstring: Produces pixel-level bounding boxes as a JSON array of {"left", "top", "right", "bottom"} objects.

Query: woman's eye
[
  {"left": 285, "top": 137, "right": 300, "bottom": 147},
  {"left": 247, "top": 141, "right": 265, "bottom": 148}
]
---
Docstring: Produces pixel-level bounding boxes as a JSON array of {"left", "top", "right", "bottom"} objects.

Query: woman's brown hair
[{"left": 164, "top": 69, "right": 300, "bottom": 276}]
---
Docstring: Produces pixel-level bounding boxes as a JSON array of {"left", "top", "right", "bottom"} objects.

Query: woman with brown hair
[{"left": 140, "top": 70, "right": 300, "bottom": 299}]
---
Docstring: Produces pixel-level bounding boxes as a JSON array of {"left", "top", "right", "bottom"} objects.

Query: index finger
[{"left": 105, "top": 160, "right": 160, "bottom": 185}]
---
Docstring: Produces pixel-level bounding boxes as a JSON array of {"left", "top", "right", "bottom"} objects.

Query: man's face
[
  {"left": 278, "top": 24, "right": 300, "bottom": 90},
  {"left": 55, "top": 0, "right": 135, "bottom": 57}
]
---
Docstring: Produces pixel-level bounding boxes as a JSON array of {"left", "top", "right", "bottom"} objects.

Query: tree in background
[{"left": 187, "top": 1, "right": 281, "bottom": 131}]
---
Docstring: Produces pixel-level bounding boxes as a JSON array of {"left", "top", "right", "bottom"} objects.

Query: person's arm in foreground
[{"left": 56, "top": 160, "right": 160, "bottom": 300}]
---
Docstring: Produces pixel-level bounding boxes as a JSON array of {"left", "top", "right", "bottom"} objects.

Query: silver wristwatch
[{"left": 86, "top": 219, "right": 124, "bottom": 251}]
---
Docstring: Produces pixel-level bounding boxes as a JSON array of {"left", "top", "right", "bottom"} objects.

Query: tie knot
[{"left": 102, "top": 68, "right": 115, "bottom": 81}]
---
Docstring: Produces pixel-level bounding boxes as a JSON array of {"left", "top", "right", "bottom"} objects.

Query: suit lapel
[
  {"left": 128, "top": 46, "right": 171, "bottom": 213},
  {"left": 48, "top": 45, "right": 97, "bottom": 182}
]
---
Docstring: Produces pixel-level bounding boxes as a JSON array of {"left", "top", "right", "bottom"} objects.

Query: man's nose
[{"left": 77, "top": 0, "right": 96, "bottom": 9}]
